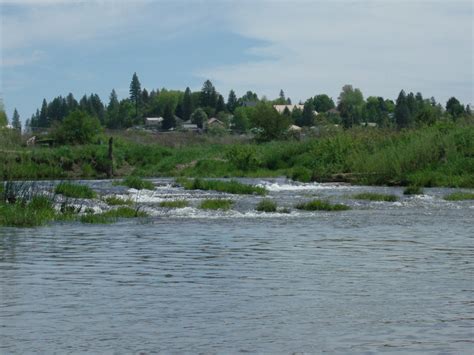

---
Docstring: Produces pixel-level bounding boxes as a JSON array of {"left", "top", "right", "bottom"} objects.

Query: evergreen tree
[
  {"left": 12, "top": 108, "right": 21, "bottom": 131},
  {"left": 227, "top": 89, "right": 238, "bottom": 113},
  {"left": 200, "top": 80, "right": 218, "bottom": 109},
  {"left": 66, "top": 93, "right": 78, "bottom": 112},
  {"left": 395, "top": 90, "right": 410, "bottom": 128},
  {"left": 0, "top": 99, "right": 7, "bottom": 127},
  {"left": 162, "top": 103, "right": 176, "bottom": 130},
  {"left": 298, "top": 101, "right": 315, "bottom": 127},
  {"left": 446, "top": 97, "right": 465, "bottom": 118},
  {"left": 175, "top": 101, "right": 184, "bottom": 119},
  {"left": 129, "top": 72, "right": 142, "bottom": 117},
  {"left": 282, "top": 106, "right": 291, "bottom": 117},
  {"left": 286, "top": 97, "right": 292, "bottom": 105},
  {"left": 38, "top": 99, "right": 49, "bottom": 127},
  {"left": 106, "top": 89, "right": 120, "bottom": 128},
  {"left": 183, "top": 87, "right": 193, "bottom": 120},
  {"left": 216, "top": 94, "right": 226, "bottom": 113}
]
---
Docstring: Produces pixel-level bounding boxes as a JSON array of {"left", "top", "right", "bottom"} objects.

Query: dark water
[{"left": 1, "top": 179, "right": 473, "bottom": 353}]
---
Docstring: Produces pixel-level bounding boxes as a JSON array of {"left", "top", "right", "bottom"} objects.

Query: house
[
  {"left": 145, "top": 117, "right": 163, "bottom": 127},
  {"left": 181, "top": 121, "right": 200, "bottom": 132},
  {"left": 273, "top": 104, "right": 304, "bottom": 114},
  {"left": 288, "top": 124, "right": 302, "bottom": 132},
  {"left": 207, "top": 117, "right": 225, "bottom": 127},
  {"left": 327, "top": 108, "right": 340, "bottom": 115}
]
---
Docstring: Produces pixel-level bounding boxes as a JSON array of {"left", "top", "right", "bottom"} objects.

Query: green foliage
[
  {"left": 337, "top": 84, "right": 364, "bottom": 128},
  {"left": 0, "top": 195, "right": 56, "bottom": 227},
  {"left": 443, "top": 191, "right": 474, "bottom": 201},
  {"left": 159, "top": 200, "right": 189, "bottom": 208},
  {"left": 12, "top": 108, "right": 21, "bottom": 131},
  {"left": 178, "top": 178, "right": 267, "bottom": 195},
  {"left": 295, "top": 199, "right": 351, "bottom": 211},
  {"left": 104, "top": 196, "right": 133, "bottom": 206},
  {"left": 129, "top": 72, "right": 142, "bottom": 116},
  {"left": 51, "top": 110, "right": 102, "bottom": 145},
  {"left": 199, "top": 199, "right": 233, "bottom": 210},
  {"left": 191, "top": 108, "right": 208, "bottom": 129},
  {"left": 162, "top": 104, "right": 176, "bottom": 130},
  {"left": 80, "top": 206, "right": 148, "bottom": 224},
  {"left": 226, "top": 145, "right": 260, "bottom": 171},
  {"left": 251, "top": 102, "right": 290, "bottom": 141},
  {"left": 55, "top": 182, "right": 97, "bottom": 199},
  {"left": 255, "top": 199, "right": 277, "bottom": 212},
  {"left": 352, "top": 192, "right": 398, "bottom": 202},
  {"left": 117, "top": 176, "right": 155, "bottom": 190},
  {"left": 313, "top": 94, "right": 335, "bottom": 113},
  {"left": 232, "top": 106, "right": 251, "bottom": 132},
  {"left": 403, "top": 186, "right": 423, "bottom": 195}
]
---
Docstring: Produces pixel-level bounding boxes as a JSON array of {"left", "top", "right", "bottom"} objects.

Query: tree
[
  {"left": 446, "top": 97, "right": 465, "bottom": 119},
  {"left": 106, "top": 89, "right": 120, "bottom": 128},
  {"left": 337, "top": 85, "right": 364, "bottom": 128},
  {"left": 51, "top": 110, "right": 102, "bottom": 145},
  {"left": 183, "top": 87, "right": 193, "bottom": 120},
  {"left": 227, "top": 89, "right": 238, "bottom": 113},
  {"left": 12, "top": 108, "right": 21, "bottom": 131},
  {"left": 250, "top": 102, "right": 289, "bottom": 141},
  {"left": 38, "top": 99, "right": 49, "bottom": 127},
  {"left": 313, "top": 94, "right": 335, "bottom": 113},
  {"left": 191, "top": 108, "right": 208, "bottom": 129},
  {"left": 0, "top": 99, "right": 7, "bottom": 126},
  {"left": 200, "top": 80, "right": 218, "bottom": 109},
  {"left": 232, "top": 107, "right": 250, "bottom": 132},
  {"left": 162, "top": 103, "right": 176, "bottom": 130},
  {"left": 298, "top": 100, "right": 315, "bottom": 127},
  {"left": 129, "top": 72, "right": 142, "bottom": 117},
  {"left": 216, "top": 94, "right": 226, "bottom": 113},
  {"left": 394, "top": 90, "right": 411, "bottom": 129}
]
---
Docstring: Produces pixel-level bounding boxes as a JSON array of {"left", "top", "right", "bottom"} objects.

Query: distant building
[
  {"left": 327, "top": 108, "right": 340, "bottom": 115},
  {"left": 181, "top": 121, "right": 200, "bottom": 131},
  {"left": 207, "top": 117, "right": 225, "bottom": 127},
  {"left": 273, "top": 104, "right": 304, "bottom": 114},
  {"left": 145, "top": 117, "right": 163, "bottom": 126},
  {"left": 288, "top": 124, "right": 302, "bottom": 132}
]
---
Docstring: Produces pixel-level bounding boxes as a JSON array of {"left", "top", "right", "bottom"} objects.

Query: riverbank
[{"left": 1, "top": 122, "right": 473, "bottom": 187}]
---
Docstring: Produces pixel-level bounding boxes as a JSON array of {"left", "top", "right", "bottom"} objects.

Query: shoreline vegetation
[{"left": 1, "top": 122, "right": 472, "bottom": 188}]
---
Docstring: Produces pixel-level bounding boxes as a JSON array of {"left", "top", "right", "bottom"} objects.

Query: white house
[{"left": 145, "top": 117, "right": 163, "bottom": 126}]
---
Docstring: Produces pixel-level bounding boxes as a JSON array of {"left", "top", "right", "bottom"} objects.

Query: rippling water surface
[{"left": 1, "top": 179, "right": 473, "bottom": 353}]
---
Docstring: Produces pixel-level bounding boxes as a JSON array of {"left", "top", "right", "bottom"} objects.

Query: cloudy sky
[{"left": 1, "top": 0, "right": 473, "bottom": 121}]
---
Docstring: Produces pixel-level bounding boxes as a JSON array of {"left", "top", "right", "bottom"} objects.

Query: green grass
[
  {"left": 55, "top": 182, "right": 97, "bottom": 199},
  {"left": 403, "top": 186, "right": 424, "bottom": 195},
  {"left": 159, "top": 200, "right": 189, "bottom": 208},
  {"left": 178, "top": 178, "right": 267, "bottom": 195},
  {"left": 443, "top": 191, "right": 474, "bottom": 201},
  {"left": 0, "top": 196, "right": 56, "bottom": 227},
  {"left": 352, "top": 192, "right": 399, "bottom": 202},
  {"left": 104, "top": 196, "right": 133, "bottom": 206},
  {"left": 255, "top": 199, "right": 277, "bottom": 212},
  {"left": 115, "top": 176, "right": 155, "bottom": 190},
  {"left": 80, "top": 206, "right": 148, "bottom": 224},
  {"left": 295, "top": 199, "right": 351, "bottom": 211},
  {"left": 199, "top": 199, "right": 234, "bottom": 210}
]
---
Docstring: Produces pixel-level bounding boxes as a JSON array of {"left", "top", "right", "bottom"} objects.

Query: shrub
[
  {"left": 352, "top": 192, "right": 398, "bottom": 202},
  {"left": 178, "top": 178, "right": 266, "bottom": 195},
  {"left": 443, "top": 191, "right": 474, "bottom": 201},
  {"left": 403, "top": 186, "right": 424, "bottom": 195},
  {"left": 199, "top": 199, "right": 233, "bottom": 210},
  {"left": 51, "top": 110, "right": 102, "bottom": 145},
  {"left": 55, "top": 182, "right": 97, "bottom": 199},
  {"left": 256, "top": 199, "right": 277, "bottom": 212},
  {"left": 0, "top": 197, "right": 56, "bottom": 227},
  {"left": 104, "top": 196, "right": 133, "bottom": 206},
  {"left": 226, "top": 145, "right": 260, "bottom": 171},
  {"left": 159, "top": 200, "right": 189, "bottom": 208},
  {"left": 295, "top": 199, "right": 351, "bottom": 211},
  {"left": 116, "top": 176, "right": 154, "bottom": 190}
]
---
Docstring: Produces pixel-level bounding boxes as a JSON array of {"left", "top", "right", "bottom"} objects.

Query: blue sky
[{"left": 1, "top": 0, "right": 473, "bottom": 122}]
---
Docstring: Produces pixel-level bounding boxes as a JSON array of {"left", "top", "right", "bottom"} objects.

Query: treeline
[{"left": 22, "top": 73, "right": 472, "bottom": 136}]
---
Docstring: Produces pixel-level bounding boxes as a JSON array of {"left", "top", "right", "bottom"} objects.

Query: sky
[{"left": 1, "top": 0, "right": 473, "bottom": 122}]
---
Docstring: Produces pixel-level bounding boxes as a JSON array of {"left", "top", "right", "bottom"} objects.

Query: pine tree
[
  {"left": 395, "top": 90, "right": 410, "bottom": 129},
  {"left": 12, "top": 108, "right": 21, "bottom": 131},
  {"left": 200, "top": 80, "right": 217, "bottom": 109},
  {"left": 299, "top": 101, "right": 315, "bottom": 127},
  {"left": 106, "top": 89, "right": 120, "bottom": 128},
  {"left": 162, "top": 104, "right": 176, "bottom": 130},
  {"left": 129, "top": 72, "right": 142, "bottom": 117},
  {"left": 183, "top": 87, "right": 193, "bottom": 120},
  {"left": 227, "top": 89, "right": 238, "bottom": 113},
  {"left": 39, "top": 99, "right": 49, "bottom": 127},
  {"left": 216, "top": 94, "right": 226, "bottom": 113},
  {"left": 0, "top": 99, "right": 7, "bottom": 127}
]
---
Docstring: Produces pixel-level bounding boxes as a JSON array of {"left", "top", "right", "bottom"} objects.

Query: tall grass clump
[
  {"left": 295, "top": 199, "right": 351, "bottom": 211},
  {"left": 178, "top": 178, "right": 267, "bottom": 195},
  {"left": 255, "top": 199, "right": 277, "bottom": 212},
  {"left": 443, "top": 191, "right": 474, "bottom": 201},
  {"left": 80, "top": 206, "right": 148, "bottom": 224},
  {"left": 55, "top": 182, "right": 97, "bottom": 199},
  {"left": 104, "top": 196, "right": 133, "bottom": 206},
  {"left": 403, "top": 186, "right": 424, "bottom": 195},
  {"left": 199, "top": 199, "right": 233, "bottom": 210},
  {"left": 115, "top": 176, "right": 155, "bottom": 190},
  {"left": 159, "top": 200, "right": 189, "bottom": 208},
  {"left": 353, "top": 192, "right": 398, "bottom": 202},
  {"left": 0, "top": 196, "right": 56, "bottom": 227}
]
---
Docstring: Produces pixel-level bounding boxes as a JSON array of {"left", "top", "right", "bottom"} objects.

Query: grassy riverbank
[{"left": 1, "top": 122, "right": 473, "bottom": 187}]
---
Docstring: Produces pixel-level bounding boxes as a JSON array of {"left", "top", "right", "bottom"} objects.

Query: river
[{"left": 1, "top": 178, "right": 473, "bottom": 353}]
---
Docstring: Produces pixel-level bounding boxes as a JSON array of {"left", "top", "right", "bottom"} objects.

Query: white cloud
[{"left": 198, "top": 0, "right": 473, "bottom": 103}]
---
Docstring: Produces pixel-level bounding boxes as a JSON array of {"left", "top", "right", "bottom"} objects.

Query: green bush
[
  {"left": 104, "top": 196, "right": 133, "bottom": 206},
  {"left": 352, "top": 192, "right": 398, "bottom": 202},
  {"left": 159, "top": 200, "right": 189, "bottom": 208},
  {"left": 403, "top": 186, "right": 424, "bottom": 195},
  {"left": 226, "top": 145, "right": 260, "bottom": 171},
  {"left": 0, "top": 197, "right": 56, "bottom": 227},
  {"left": 55, "top": 182, "right": 97, "bottom": 199},
  {"left": 295, "top": 199, "right": 351, "bottom": 211},
  {"left": 178, "top": 178, "right": 266, "bottom": 195},
  {"left": 443, "top": 191, "right": 474, "bottom": 201},
  {"left": 51, "top": 110, "right": 102, "bottom": 145},
  {"left": 256, "top": 199, "right": 277, "bottom": 212},
  {"left": 199, "top": 199, "right": 233, "bottom": 210}
]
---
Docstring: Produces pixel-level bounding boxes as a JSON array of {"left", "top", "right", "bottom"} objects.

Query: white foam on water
[{"left": 257, "top": 181, "right": 355, "bottom": 192}]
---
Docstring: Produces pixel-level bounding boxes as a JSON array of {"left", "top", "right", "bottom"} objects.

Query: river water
[{"left": 1, "top": 179, "right": 473, "bottom": 353}]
